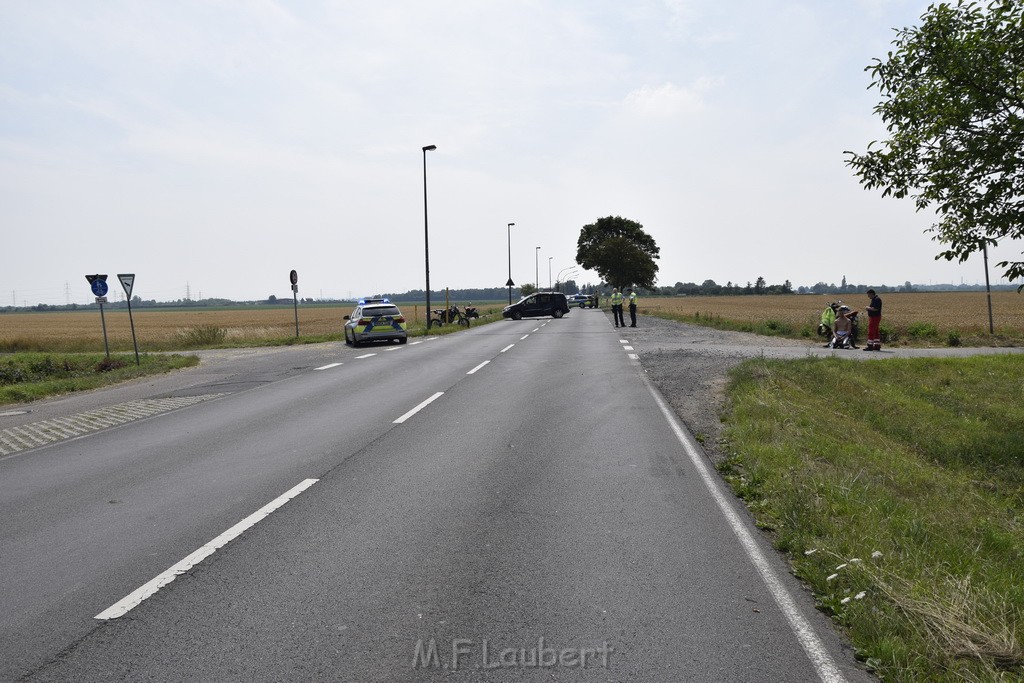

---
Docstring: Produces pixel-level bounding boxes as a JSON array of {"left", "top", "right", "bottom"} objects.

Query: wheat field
[
  {"left": 1, "top": 293, "right": 1021, "bottom": 351},
  {"left": 0, "top": 306, "right": 360, "bottom": 352}
]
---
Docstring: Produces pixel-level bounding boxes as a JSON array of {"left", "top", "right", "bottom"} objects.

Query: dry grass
[{"left": 639, "top": 292, "right": 1024, "bottom": 345}]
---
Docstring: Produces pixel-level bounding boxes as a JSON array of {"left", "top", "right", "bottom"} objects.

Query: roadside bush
[
  {"left": 28, "top": 356, "right": 58, "bottom": 376},
  {"left": 947, "top": 330, "right": 962, "bottom": 347},
  {"left": 95, "top": 357, "right": 129, "bottom": 372},
  {"left": 0, "top": 361, "right": 27, "bottom": 385},
  {"left": 907, "top": 321, "right": 939, "bottom": 339},
  {"left": 880, "top": 324, "right": 898, "bottom": 343},
  {"left": 175, "top": 325, "right": 227, "bottom": 347}
]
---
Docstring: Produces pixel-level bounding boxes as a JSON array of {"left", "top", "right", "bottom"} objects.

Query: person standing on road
[
  {"left": 865, "top": 289, "right": 883, "bottom": 351},
  {"left": 610, "top": 288, "right": 625, "bottom": 327},
  {"left": 628, "top": 288, "right": 638, "bottom": 327}
]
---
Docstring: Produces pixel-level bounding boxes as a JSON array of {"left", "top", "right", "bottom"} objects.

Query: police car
[{"left": 344, "top": 298, "right": 408, "bottom": 346}]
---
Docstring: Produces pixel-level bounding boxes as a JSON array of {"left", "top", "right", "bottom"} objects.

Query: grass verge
[
  {"left": 720, "top": 355, "right": 1024, "bottom": 680},
  {"left": 0, "top": 353, "right": 200, "bottom": 405}
]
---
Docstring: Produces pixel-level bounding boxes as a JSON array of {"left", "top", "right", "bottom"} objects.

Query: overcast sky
[{"left": 2, "top": 0, "right": 1021, "bottom": 306}]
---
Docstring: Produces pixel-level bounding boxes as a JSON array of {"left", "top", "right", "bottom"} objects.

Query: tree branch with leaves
[{"left": 845, "top": 0, "right": 1024, "bottom": 287}]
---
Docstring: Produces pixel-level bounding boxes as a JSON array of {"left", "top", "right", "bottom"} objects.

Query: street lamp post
[
  {"left": 507, "top": 222, "right": 515, "bottom": 305},
  {"left": 422, "top": 144, "right": 436, "bottom": 328},
  {"left": 556, "top": 265, "right": 578, "bottom": 292},
  {"left": 535, "top": 246, "right": 541, "bottom": 290},
  {"left": 548, "top": 257, "right": 552, "bottom": 290}
]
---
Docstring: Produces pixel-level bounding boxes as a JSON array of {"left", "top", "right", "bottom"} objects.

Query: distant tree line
[
  {"left": 654, "top": 277, "right": 793, "bottom": 296},
  {"left": 3, "top": 278, "right": 1018, "bottom": 314}
]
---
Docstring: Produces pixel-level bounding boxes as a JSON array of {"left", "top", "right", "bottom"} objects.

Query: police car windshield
[{"left": 363, "top": 305, "right": 400, "bottom": 316}]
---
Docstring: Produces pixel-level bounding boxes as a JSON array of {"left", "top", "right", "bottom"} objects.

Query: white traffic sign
[{"left": 118, "top": 274, "right": 135, "bottom": 298}]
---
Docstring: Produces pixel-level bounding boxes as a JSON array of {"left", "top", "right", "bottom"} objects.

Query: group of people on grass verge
[
  {"left": 819, "top": 289, "right": 883, "bottom": 351},
  {"left": 610, "top": 288, "right": 638, "bottom": 328}
]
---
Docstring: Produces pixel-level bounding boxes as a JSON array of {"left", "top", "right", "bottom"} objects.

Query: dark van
[{"left": 502, "top": 292, "right": 571, "bottom": 320}]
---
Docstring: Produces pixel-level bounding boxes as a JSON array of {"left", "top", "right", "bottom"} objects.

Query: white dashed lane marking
[
  {"left": 355, "top": 354, "right": 376, "bottom": 359},
  {"left": 520, "top": 335, "right": 530, "bottom": 340},
  {"left": 393, "top": 392, "right": 445, "bottom": 424},
  {"left": 95, "top": 478, "right": 319, "bottom": 620},
  {"left": 623, "top": 345, "right": 634, "bottom": 351},
  {"left": 467, "top": 361, "right": 489, "bottom": 375},
  {"left": 500, "top": 344, "right": 515, "bottom": 353},
  {"left": 315, "top": 363, "right": 343, "bottom": 370}
]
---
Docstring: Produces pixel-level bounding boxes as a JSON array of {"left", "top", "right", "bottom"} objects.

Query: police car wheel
[
  {"left": 344, "top": 330, "right": 353, "bottom": 346},
  {"left": 398, "top": 337, "right": 407, "bottom": 344}
]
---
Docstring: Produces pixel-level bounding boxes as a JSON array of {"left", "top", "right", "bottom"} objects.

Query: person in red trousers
[{"left": 864, "top": 289, "right": 883, "bottom": 351}]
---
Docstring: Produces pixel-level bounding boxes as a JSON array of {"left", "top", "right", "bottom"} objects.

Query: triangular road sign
[
  {"left": 505, "top": 278, "right": 515, "bottom": 287},
  {"left": 118, "top": 274, "right": 135, "bottom": 298}
]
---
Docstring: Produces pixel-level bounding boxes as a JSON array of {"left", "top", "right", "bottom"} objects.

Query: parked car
[
  {"left": 568, "top": 294, "right": 596, "bottom": 308},
  {"left": 344, "top": 298, "right": 408, "bottom": 346},
  {"left": 502, "top": 292, "right": 571, "bottom": 320}
]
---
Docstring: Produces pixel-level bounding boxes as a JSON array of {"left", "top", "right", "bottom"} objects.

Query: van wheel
[
  {"left": 512, "top": 311, "right": 523, "bottom": 320},
  {"left": 553, "top": 309, "right": 564, "bottom": 319}
]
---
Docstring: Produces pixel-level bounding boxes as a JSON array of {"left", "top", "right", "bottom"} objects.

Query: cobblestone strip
[{"left": 0, "top": 394, "right": 228, "bottom": 457}]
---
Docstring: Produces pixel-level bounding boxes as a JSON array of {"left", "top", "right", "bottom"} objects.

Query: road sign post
[
  {"left": 118, "top": 274, "right": 140, "bottom": 365},
  {"left": 289, "top": 270, "right": 299, "bottom": 337},
  {"left": 85, "top": 275, "right": 111, "bottom": 358}
]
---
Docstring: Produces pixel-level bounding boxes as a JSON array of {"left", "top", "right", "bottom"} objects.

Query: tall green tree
[
  {"left": 845, "top": 0, "right": 1024, "bottom": 285},
  {"left": 575, "top": 216, "right": 660, "bottom": 290}
]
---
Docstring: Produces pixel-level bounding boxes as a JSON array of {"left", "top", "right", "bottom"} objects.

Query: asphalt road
[{"left": 1, "top": 311, "right": 871, "bottom": 681}]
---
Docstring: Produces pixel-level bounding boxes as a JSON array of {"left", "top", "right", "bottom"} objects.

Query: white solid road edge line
[
  {"left": 643, "top": 378, "right": 847, "bottom": 683},
  {"left": 466, "top": 360, "right": 490, "bottom": 375},
  {"left": 315, "top": 362, "right": 343, "bottom": 370},
  {"left": 393, "top": 391, "right": 444, "bottom": 424},
  {"left": 95, "top": 478, "right": 319, "bottom": 621}
]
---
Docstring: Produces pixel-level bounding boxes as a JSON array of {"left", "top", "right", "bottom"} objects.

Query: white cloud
[{"left": 622, "top": 79, "right": 713, "bottom": 118}]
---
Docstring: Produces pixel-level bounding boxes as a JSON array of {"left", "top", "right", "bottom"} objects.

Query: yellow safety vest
[
  {"left": 610, "top": 293, "right": 623, "bottom": 305},
  {"left": 629, "top": 293, "right": 638, "bottom": 306}
]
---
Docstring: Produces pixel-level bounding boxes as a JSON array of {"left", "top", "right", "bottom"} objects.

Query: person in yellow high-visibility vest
[
  {"left": 627, "top": 288, "right": 638, "bottom": 327},
  {"left": 610, "top": 288, "right": 625, "bottom": 327}
]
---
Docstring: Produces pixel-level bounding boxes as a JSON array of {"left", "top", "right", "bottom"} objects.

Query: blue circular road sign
[{"left": 91, "top": 279, "right": 108, "bottom": 297}]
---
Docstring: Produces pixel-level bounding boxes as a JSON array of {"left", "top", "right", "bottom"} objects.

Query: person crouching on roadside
[{"left": 830, "top": 305, "right": 855, "bottom": 348}]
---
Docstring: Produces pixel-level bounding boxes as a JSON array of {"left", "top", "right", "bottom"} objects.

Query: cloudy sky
[{"left": 2, "top": 0, "right": 1020, "bottom": 305}]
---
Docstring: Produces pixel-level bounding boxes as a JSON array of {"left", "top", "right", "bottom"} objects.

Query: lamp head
[{"left": 422, "top": 145, "right": 436, "bottom": 152}]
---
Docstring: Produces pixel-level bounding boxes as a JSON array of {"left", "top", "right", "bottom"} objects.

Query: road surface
[{"left": 0, "top": 310, "right": 870, "bottom": 681}]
